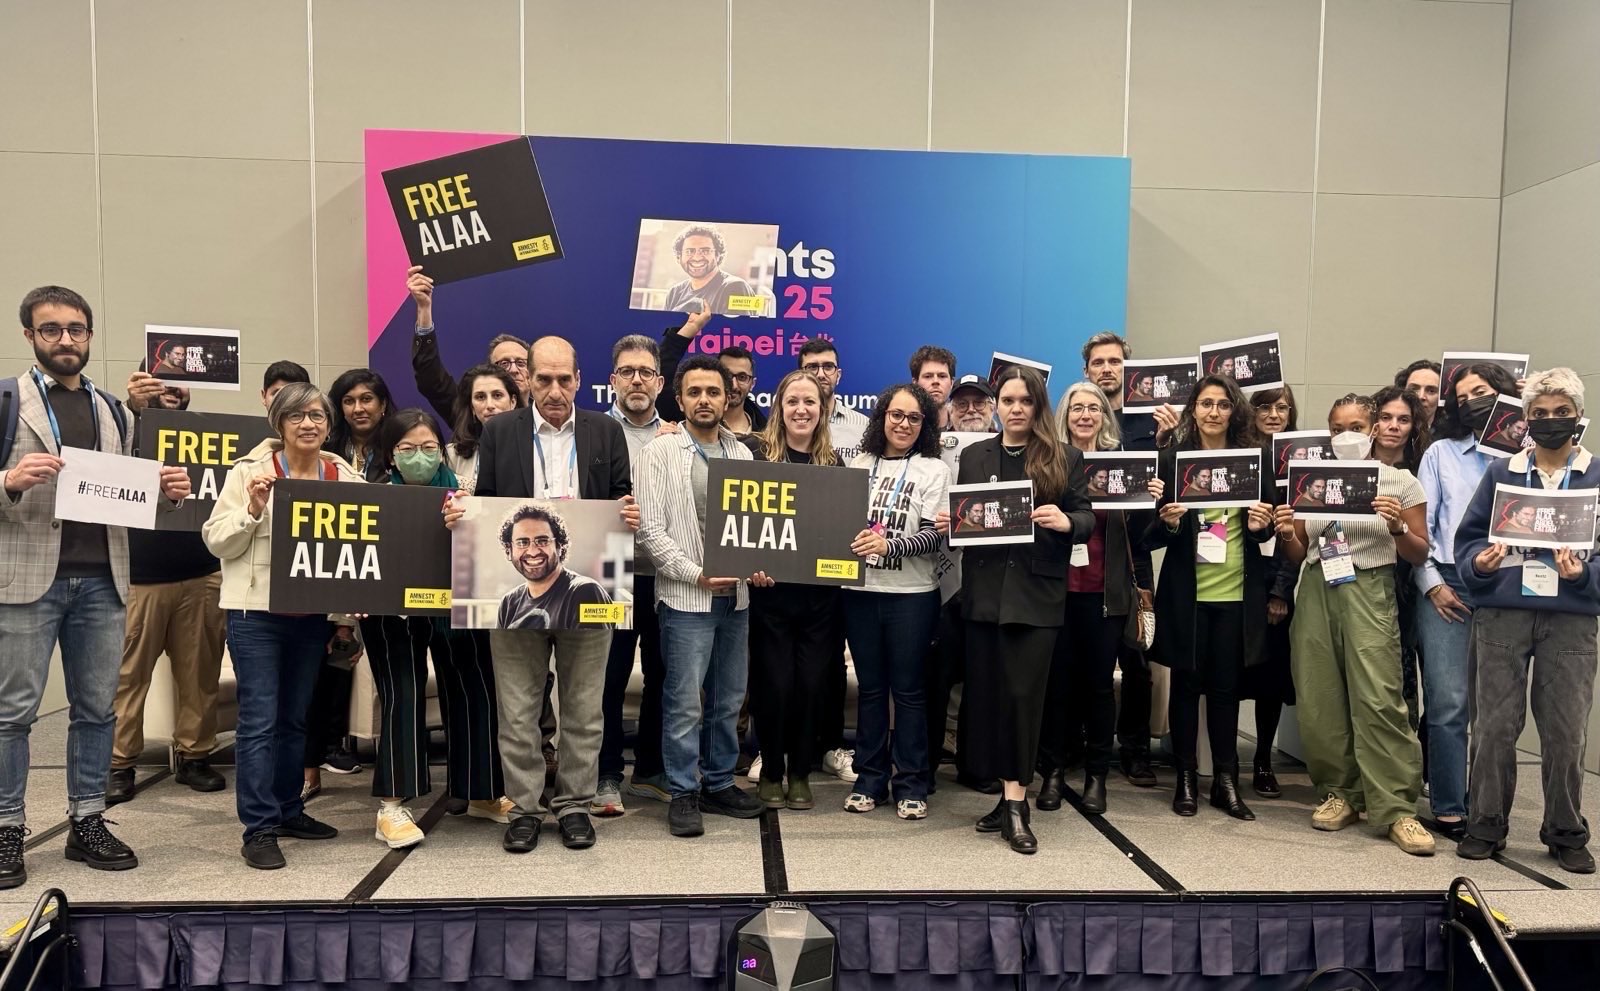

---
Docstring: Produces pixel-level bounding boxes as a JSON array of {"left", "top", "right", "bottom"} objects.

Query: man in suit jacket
[
  {"left": 469, "top": 336, "right": 633, "bottom": 855},
  {"left": 0, "top": 286, "right": 190, "bottom": 889}
]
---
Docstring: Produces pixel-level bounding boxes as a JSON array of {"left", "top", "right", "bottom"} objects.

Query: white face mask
[{"left": 1331, "top": 430, "right": 1373, "bottom": 461}]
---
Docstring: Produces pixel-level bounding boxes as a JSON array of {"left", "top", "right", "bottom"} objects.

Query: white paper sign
[{"left": 53, "top": 446, "right": 161, "bottom": 530}]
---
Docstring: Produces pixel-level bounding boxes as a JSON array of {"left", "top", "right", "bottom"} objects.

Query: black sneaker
[
  {"left": 176, "top": 757, "right": 226, "bottom": 793},
  {"left": 320, "top": 748, "right": 363, "bottom": 775},
  {"left": 1550, "top": 844, "right": 1597, "bottom": 875},
  {"left": 242, "top": 832, "right": 285, "bottom": 870},
  {"left": 0, "top": 826, "right": 28, "bottom": 890},
  {"left": 668, "top": 795, "right": 703, "bottom": 837},
  {"left": 1456, "top": 836, "right": 1505, "bottom": 860},
  {"left": 277, "top": 813, "right": 338, "bottom": 840},
  {"left": 700, "top": 784, "right": 764, "bottom": 819},
  {"left": 65, "top": 814, "right": 137, "bottom": 871},
  {"left": 106, "top": 767, "right": 136, "bottom": 805},
  {"left": 1120, "top": 749, "right": 1158, "bottom": 788}
]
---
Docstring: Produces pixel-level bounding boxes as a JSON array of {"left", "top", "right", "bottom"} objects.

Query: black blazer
[
  {"left": 474, "top": 407, "right": 631, "bottom": 500},
  {"left": 1141, "top": 442, "right": 1278, "bottom": 672},
  {"left": 958, "top": 439, "right": 1094, "bottom": 628}
]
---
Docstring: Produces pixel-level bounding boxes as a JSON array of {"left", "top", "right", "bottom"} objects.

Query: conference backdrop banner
[{"left": 365, "top": 130, "right": 1130, "bottom": 419}]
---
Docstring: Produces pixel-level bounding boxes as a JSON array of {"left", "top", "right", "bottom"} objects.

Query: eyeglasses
[
  {"left": 727, "top": 372, "right": 754, "bottom": 385},
  {"left": 394, "top": 442, "right": 441, "bottom": 455},
  {"left": 681, "top": 246, "right": 718, "bottom": 258},
  {"left": 1195, "top": 399, "right": 1233, "bottom": 413},
  {"left": 885, "top": 410, "right": 925, "bottom": 427},
  {"left": 1067, "top": 404, "right": 1104, "bottom": 416},
  {"left": 32, "top": 323, "right": 92, "bottom": 343},
  {"left": 495, "top": 358, "right": 530, "bottom": 371},
  {"left": 512, "top": 536, "right": 555, "bottom": 550},
  {"left": 952, "top": 398, "right": 991, "bottom": 411},
  {"left": 612, "top": 366, "right": 659, "bottom": 381},
  {"left": 285, "top": 410, "right": 328, "bottom": 425},
  {"left": 1255, "top": 402, "right": 1292, "bottom": 416},
  {"left": 801, "top": 362, "right": 839, "bottom": 374}
]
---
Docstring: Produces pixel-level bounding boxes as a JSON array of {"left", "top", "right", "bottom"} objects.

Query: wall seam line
[
  {"left": 1302, "top": 0, "right": 1327, "bottom": 381},
  {"left": 89, "top": 0, "right": 108, "bottom": 382}
]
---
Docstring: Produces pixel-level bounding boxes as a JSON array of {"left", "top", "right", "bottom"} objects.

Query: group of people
[{"left": 1, "top": 276, "right": 1594, "bottom": 885}]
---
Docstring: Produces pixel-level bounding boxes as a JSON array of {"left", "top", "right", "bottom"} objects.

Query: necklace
[{"left": 1002, "top": 444, "right": 1026, "bottom": 458}]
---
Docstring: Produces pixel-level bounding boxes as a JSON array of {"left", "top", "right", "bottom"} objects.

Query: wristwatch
[{"left": 1388, "top": 521, "right": 1409, "bottom": 537}]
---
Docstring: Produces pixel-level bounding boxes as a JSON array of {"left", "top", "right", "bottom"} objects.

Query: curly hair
[
  {"left": 1370, "top": 385, "right": 1431, "bottom": 470},
  {"left": 860, "top": 384, "right": 941, "bottom": 459},
  {"left": 498, "top": 503, "right": 570, "bottom": 564},
  {"left": 673, "top": 223, "right": 726, "bottom": 260},
  {"left": 1434, "top": 362, "right": 1520, "bottom": 442}
]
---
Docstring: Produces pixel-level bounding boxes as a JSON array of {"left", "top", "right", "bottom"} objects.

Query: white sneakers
[
  {"left": 823, "top": 749, "right": 858, "bottom": 783},
  {"left": 376, "top": 804, "right": 425, "bottom": 849}
]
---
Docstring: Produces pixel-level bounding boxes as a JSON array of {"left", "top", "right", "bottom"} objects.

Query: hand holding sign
[
  {"left": 1473, "top": 542, "right": 1509, "bottom": 575},
  {"left": 407, "top": 265, "right": 434, "bottom": 324},
  {"left": 1555, "top": 547, "right": 1584, "bottom": 582},
  {"left": 125, "top": 371, "right": 168, "bottom": 412},
  {"left": 158, "top": 465, "right": 192, "bottom": 502},
  {"left": 3, "top": 453, "right": 63, "bottom": 493},
  {"left": 1030, "top": 503, "right": 1073, "bottom": 533}
]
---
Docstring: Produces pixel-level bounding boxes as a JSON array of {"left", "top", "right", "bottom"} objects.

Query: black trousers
[
  {"left": 1039, "top": 593, "right": 1122, "bottom": 775},
  {"left": 750, "top": 586, "right": 840, "bottom": 781},
  {"left": 1243, "top": 603, "right": 1295, "bottom": 762},
  {"left": 814, "top": 598, "right": 850, "bottom": 757},
  {"left": 1115, "top": 645, "right": 1153, "bottom": 752},
  {"left": 359, "top": 615, "right": 504, "bottom": 801},
  {"left": 924, "top": 596, "right": 969, "bottom": 773},
  {"left": 963, "top": 622, "right": 1058, "bottom": 784},
  {"left": 599, "top": 574, "right": 665, "bottom": 780},
  {"left": 302, "top": 658, "right": 351, "bottom": 767},
  {"left": 1169, "top": 602, "right": 1244, "bottom": 772}
]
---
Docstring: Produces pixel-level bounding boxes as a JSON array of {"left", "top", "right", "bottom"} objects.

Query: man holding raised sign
[{"left": 0, "top": 286, "right": 190, "bottom": 889}]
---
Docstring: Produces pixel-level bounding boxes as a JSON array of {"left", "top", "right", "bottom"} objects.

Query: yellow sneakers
[
  {"left": 1311, "top": 794, "right": 1360, "bottom": 831},
  {"left": 1389, "top": 817, "right": 1436, "bottom": 857},
  {"left": 375, "top": 804, "right": 425, "bottom": 849},
  {"left": 466, "top": 797, "right": 515, "bottom": 823}
]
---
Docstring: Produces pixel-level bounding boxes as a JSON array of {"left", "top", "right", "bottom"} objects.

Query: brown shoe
[{"left": 1389, "top": 817, "right": 1436, "bottom": 857}]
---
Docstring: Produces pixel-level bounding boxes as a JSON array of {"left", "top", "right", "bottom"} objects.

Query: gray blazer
[{"left": 0, "top": 374, "right": 137, "bottom": 605}]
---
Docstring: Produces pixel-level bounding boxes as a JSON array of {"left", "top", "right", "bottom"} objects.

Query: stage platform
[{"left": 7, "top": 706, "right": 1599, "bottom": 989}]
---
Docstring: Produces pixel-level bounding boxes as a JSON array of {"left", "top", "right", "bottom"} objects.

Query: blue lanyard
[
  {"left": 692, "top": 437, "right": 730, "bottom": 464},
  {"left": 531, "top": 429, "right": 578, "bottom": 497},
  {"left": 1526, "top": 451, "right": 1577, "bottom": 491},
  {"left": 29, "top": 367, "right": 101, "bottom": 453},
  {"left": 868, "top": 456, "right": 912, "bottom": 522}
]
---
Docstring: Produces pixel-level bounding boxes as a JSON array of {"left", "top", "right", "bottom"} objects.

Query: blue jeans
[
  {"left": 227, "top": 611, "right": 328, "bottom": 840},
  {"left": 1414, "top": 564, "right": 1473, "bottom": 818},
  {"left": 659, "top": 600, "right": 749, "bottom": 798},
  {"left": 0, "top": 577, "right": 124, "bottom": 826},
  {"left": 844, "top": 589, "right": 939, "bottom": 802}
]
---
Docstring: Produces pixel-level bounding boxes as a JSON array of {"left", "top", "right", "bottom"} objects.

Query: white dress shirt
[{"left": 531, "top": 406, "right": 578, "bottom": 500}]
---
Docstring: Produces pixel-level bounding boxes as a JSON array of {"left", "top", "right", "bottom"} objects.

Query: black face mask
[
  {"left": 1527, "top": 416, "right": 1580, "bottom": 450},
  {"left": 1461, "top": 393, "right": 1499, "bottom": 431}
]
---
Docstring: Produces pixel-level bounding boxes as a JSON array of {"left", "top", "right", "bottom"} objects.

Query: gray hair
[
  {"left": 610, "top": 334, "right": 660, "bottom": 370},
  {"left": 1522, "top": 367, "right": 1585, "bottom": 415},
  {"left": 1055, "top": 380, "right": 1122, "bottom": 451},
  {"left": 267, "top": 381, "right": 334, "bottom": 438}
]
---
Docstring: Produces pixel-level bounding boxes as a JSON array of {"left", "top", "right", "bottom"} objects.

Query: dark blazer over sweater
[
  {"left": 958, "top": 438, "right": 1094, "bottom": 628},
  {"left": 475, "top": 407, "right": 631, "bottom": 501},
  {"left": 1142, "top": 442, "right": 1278, "bottom": 672}
]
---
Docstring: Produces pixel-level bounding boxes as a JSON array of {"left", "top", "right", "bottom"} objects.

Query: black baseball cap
[{"left": 949, "top": 374, "right": 994, "bottom": 401}]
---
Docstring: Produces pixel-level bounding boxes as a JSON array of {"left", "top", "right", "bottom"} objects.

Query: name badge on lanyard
[
  {"left": 1319, "top": 523, "right": 1356, "bottom": 586},
  {"left": 532, "top": 430, "right": 578, "bottom": 499},
  {"left": 1195, "top": 511, "right": 1228, "bottom": 565},
  {"left": 1071, "top": 543, "right": 1090, "bottom": 567},
  {"left": 1520, "top": 452, "right": 1575, "bottom": 597}
]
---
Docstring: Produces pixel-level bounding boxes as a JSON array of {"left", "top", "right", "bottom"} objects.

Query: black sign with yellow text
[
  {"left": 268, "top": 479, "right": 453, "bottom": 615},
  {"left": 137, "top": 409, "right": 275, "bottom": 532},
  {"left": 382, "top": 137, "right": 563, "bottom": 284},
  {"left": 701, "top": 459, "right": 869, "bottom": 587}
]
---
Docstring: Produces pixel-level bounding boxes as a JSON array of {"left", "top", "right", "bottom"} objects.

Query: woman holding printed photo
[
  {"left": 841, "top": 384, "right": 948, "bottom": 820},
  {"left": 1411, "top": 362, "right": 1520, "bottom": 839},
  {"left": 1275, "top": 394, "right": 1433, "bottom": 857},
  {"left": 939, "top": 366, "right": 1092, "bottom": 854},
  {"left": 744, "top": 371, "right": 842, "bottom": 812},
  {"left": 1144, "top": 375, "right": 1275, "bottom": 822},
  {"left": 1035, "top": 383, "right": 1160, "bottom": 816}
]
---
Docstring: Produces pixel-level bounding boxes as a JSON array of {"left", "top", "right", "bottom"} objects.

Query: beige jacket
[{"left": 202, "top": 440, "right": 363, "bottom": 615}]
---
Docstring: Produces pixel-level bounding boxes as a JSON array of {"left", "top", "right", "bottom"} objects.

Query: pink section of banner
[{"left": 364, "top": 129, "right": 517, "bottom": 349}]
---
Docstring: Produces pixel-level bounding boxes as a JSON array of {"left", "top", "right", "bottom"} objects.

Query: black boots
[
  {"left": 1209, "top": 765, "right": 1255, "bottom": 821},
  {"left": 1081, "top": 773, "right": 1107, "bottom": 815},
  {"left": 1172, "top": 770, "right": 1198, "bottom": 816},
  {"left": 1120, "top": 747, "right": 1157, "bottom": 787},
  {"left": 976, "top": 797, "right": 1005, "bottom": 833},
  {"left": 1035, "top": 768, "right": 1065, "bottom": 811},
  {"left": 1000, "top": 800, "right": 1037, "bottom": 855}
]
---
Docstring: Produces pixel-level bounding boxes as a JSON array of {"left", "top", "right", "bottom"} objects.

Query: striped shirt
[{"left": 636, "top": 426, "right": 754, "bottom": 612}]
